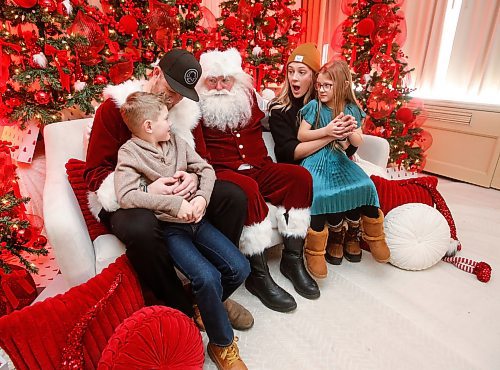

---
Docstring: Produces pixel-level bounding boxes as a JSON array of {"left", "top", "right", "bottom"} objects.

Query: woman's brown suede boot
[
  {"left": 325, "top": 221, "right": 345, "bottom": 265},
  {"left": 344, "top": 218, "right": 362, "bottom": 262},
  {"left": 304, "top": 227, "right": 328, "bottom": 278},
  {"left": 361, "top": 209, "right": 390, "bottom": 263}
]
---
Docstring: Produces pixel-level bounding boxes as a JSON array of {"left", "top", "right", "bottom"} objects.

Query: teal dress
[{"left": 300, "top": 100, "right": 379, "bottom": 216}]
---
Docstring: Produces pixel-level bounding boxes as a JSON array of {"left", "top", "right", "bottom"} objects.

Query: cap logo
[
  {"left": 294, "top": 55, "right": 304, "bottom": 62},
  {"left": 184, "top": 69, "right": 199, "bottom": 85}
]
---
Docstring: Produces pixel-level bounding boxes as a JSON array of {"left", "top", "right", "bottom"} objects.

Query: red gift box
[{"left": 0, "top": 265, "right": 37, "bottom": 317}]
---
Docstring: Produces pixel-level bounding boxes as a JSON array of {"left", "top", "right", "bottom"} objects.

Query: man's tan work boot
[
  {"left": 223, "top": 299, "right": 254, "bottom": 330},
  {"left": 208, "top": 337, "right": 248, "bottom": 370}
]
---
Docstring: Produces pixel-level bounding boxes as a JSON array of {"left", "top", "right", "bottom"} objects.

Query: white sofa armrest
[
  {"left": 43, "top": 119, "right": 97, "bottom": 287},
  {"left": 357, "top": 134, "right": 390, "bottom": 168}
]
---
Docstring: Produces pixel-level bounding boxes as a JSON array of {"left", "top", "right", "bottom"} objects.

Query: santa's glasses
[{"left": 206, "top": 76, "right": 234, "bottom": 88}]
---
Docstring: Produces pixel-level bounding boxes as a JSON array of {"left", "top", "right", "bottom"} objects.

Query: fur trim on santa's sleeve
[
  {"left": 169, "top": 98, "right": 201, "bottom": 149},
  {"left": 96, "top": 172, "right": 119, "bottom": 213}
]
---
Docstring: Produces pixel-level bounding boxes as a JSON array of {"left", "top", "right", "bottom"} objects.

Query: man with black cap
[{"left": 84, "top": 49, "right": 254, "bottom": 330}]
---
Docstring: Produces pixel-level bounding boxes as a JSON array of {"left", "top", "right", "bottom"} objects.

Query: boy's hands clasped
[{"left": 177, "top": 196, "right": 207, "bottom": 223}]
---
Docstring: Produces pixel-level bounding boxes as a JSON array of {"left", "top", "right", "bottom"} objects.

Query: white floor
[
  {"left": 202, "top": 177, "right": 500, "bottom": 370},
  {"left": 2, "top": 177, "right": 499, "bottom": 370}
]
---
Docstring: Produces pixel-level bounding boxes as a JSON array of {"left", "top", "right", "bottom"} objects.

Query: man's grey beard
[{"left": 198, "top": 83, "right": 253, "bottom": 131}]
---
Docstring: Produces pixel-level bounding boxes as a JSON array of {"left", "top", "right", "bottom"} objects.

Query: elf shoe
[
  {"left": 362, "top": 209, "right": 390, "bottom": 263},
  {"left": 325, "top": 221, "right": 345, "bottom": 265},
  {"left": 344, "top": 218, "right": 362, "bottom": 263},
  {"left": 303, "top": 227, "right": 329, "bottom": 278},
  {"left": 208, "top": 337, "right": 248, "bottom": 370}
]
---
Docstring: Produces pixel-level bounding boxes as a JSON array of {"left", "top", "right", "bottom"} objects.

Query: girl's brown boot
[
  {"left": 344, "top": 218, "right": 362, "bottom": 262},
  {"left": 304, "top": 227, "right": 328, "bottom": 278},
  {"left": 325, "top": 221, "right": 345, "bottom": 265},
  {"left": 361, "top": 209, "right": 390, "bottom": 263}
]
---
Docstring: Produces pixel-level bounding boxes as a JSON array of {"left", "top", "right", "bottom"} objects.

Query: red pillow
[
  {"left": 0, "top": 255, "right": 144, "bottom": 370},
  {"left": 98, "top": 306, "right": 204, "bottom": 370},
  {"left": 370, "top": 174, "right": 458, "bottom": 243},
  {"left": 66, "top": 158, "right": 110, "bottom": 241},
  {"left": 371, "top": 175, "right": 436, "bottom": 216}
]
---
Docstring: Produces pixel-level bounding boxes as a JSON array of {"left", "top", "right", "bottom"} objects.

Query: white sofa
[{"left": 43, "top": 118, "right": 390, "bottom": 288}]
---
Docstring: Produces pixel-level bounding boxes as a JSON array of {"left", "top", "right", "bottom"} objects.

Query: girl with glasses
[{"left": 298, "top": 60, "right": 390, "bottom": 267}]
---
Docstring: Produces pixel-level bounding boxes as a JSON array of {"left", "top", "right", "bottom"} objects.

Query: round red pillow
[{"left": 97, "top": 306, "right": 204, "bottom": 370}]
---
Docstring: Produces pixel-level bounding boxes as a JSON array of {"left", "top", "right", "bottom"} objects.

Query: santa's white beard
[{"left": 198, "top": 83, "right": 253, "bottom": 131}]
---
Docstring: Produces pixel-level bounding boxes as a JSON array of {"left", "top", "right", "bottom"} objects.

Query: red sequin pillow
[
  {"left": 0, "top": 256, "right": 144, "bottom": 370},
  {"left": 66, "top": 158, "right": 110, "bottom": 241},
  {"left": 98, "top": 306, "right": 204, "bottom": 370}
]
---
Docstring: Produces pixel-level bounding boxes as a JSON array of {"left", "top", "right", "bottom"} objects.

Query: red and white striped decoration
[{"left": 442, "top": 256, "right": 492, "bottom": 283}]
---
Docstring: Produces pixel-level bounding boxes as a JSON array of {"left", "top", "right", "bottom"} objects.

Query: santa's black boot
[
  {"left": 280, "top": 236, "right": 320, "bottom": 299},
  {"left": 245, "top": 253, "right": 297, "bottom": 313}
]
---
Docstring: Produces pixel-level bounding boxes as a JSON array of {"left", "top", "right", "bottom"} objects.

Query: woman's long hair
[{"left": 270, "top": 67, "right": 317, "bottom": 115}]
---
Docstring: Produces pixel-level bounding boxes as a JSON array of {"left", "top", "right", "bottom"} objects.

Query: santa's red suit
[
  {"left": 84, "top": 79, "right": 200, "bottom": 217},
  {"left": 193, "top": 92, "right": 313, "bottom": 257}
]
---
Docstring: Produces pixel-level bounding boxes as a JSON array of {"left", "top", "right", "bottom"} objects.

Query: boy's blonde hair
[{"left": 120, "top": 92, "right": 167, "bottom": 133}]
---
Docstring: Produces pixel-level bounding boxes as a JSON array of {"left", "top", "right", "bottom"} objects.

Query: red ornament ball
[
  {"left": 38, "top": 0, "right": 57, "bottom": 12},
  {"left": 34, "top": 91, "right": 51, "bottom": 105},
  {"left": 168, "top": 7, "right": 178, "bottom": 17},
  {"left": 33, "top": 235, "right": 48, "bottom": 249},
  {"left": 94, "top": 75, "right": 108, "bottom": 85},
  {"left": 268, "top": 69, "right": 279, "bottom": 80},
  {"left": 143, "top": 50, "right": 155, "bottom": 63},
  {"left": 261, "top": 17, "right": 277, "bottom": 35},
  {"left": 185, "top": 12, "right": 195, "bottom": 21},
  {"left": 5, "top": 97, "right": 22, "bottom": 108},
  {"left": 119, "top": 15, "right": 138, "bottom": 35},
  {"left": 16, "top": 228, "right": 32, "bottom": 245},
  {"left": 12, "top": 0, "right": 37, "bottom": 8},
  {"left": 357, "top": 18, "right": 375, "bottom": 36},
  {"left": 366, "top": 84, "right": 395, "bottom": 120},
  {"left": 292, "top": 22, "right": 302, "bottom": 33},
  {"left": 395, "top": 107, "right": 414, "bottom": 124},
  {"left": 45, "top": 25, "right": 58, "bottom": 36}
]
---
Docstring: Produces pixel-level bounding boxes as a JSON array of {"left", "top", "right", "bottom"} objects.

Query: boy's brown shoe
[
  {"left": 224, "top": 298, "right": 254, "bottom": 330},
  {"left": 208, "top": 337, "right": 248, "bottom": 370}
]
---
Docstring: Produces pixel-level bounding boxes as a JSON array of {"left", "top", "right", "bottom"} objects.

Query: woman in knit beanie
[{"left": 268, "top": 43, "right": 356, "bottom": 279}]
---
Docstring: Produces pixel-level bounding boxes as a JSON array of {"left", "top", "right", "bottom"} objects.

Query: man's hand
[
  {"left": 147, "top": 177, "right": 179, "bottom": 195},
  {"left": 190, "top": 196, "right": 207, "bottom": 223},
  {"left": 172, "top": 171, "right": 198, "bottom": 199},
  {"left": 177, "top": 199, "right": 195, "bottom": 222}
]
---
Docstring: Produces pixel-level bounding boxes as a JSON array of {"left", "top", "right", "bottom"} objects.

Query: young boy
[{"left": 115, "top": 92, "right": 250, "bottom": 370}]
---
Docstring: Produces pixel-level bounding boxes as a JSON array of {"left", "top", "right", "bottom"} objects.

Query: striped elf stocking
[{"left": 442, "top": 256, "right": 492, "bottom": 283}]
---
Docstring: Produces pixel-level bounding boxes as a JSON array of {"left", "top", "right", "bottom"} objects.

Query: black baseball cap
[{"left": 158, "top": 49, "right": 201, "bottom": 102}]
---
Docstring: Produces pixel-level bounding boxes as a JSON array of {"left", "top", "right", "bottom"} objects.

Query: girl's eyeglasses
[{"left": 315, "top": 83, "right": 333, "bottom": 92}]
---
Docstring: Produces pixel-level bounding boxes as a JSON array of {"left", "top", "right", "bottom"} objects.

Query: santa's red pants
[{"left": 216, "top": 162, "right": 312, "bottom": 226}]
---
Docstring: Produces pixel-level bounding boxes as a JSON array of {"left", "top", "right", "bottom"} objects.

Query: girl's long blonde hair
[{"left": 315, "top": 60, "right": 362, "bottom": 129}]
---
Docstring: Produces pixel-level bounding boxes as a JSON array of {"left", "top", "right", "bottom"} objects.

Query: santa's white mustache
[{"left": 200, "top": 88, "right": 234, "bottom": 96}]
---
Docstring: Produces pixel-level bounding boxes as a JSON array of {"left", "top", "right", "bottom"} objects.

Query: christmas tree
[
  {"left": 336, "top": 0, "right": 429, "bottom": 170},
  {"left": 0, "top": 141, "right": 48, "bottom": 274},
  {"left": 0, "top": 0, "right": 216, "bottom": 129},
  {"left": 217, "top": 0, "right": 304, "bottom": 90}
]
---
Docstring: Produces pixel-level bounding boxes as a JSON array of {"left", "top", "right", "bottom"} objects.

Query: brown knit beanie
[{"left": 287, "top": 43, "right": 321, "bottom": 73}]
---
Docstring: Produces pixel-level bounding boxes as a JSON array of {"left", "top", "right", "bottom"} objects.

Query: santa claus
[{"left": 193, "top": 48, "right": 320, "bottom": 313}]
